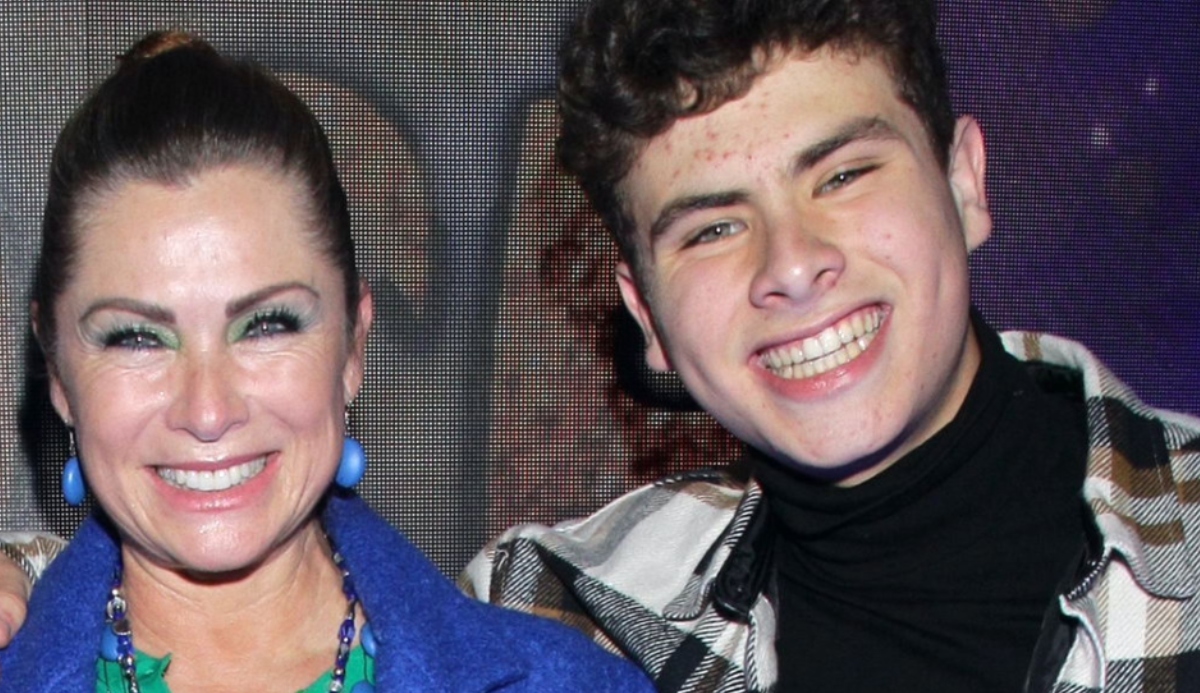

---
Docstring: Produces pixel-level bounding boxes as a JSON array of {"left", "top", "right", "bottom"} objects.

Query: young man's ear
[
  {"left": 615, "top": 261, "right": 673, "bottom": 372},
  {"left": 948, "top": 116, "right": 992, "bottom": 252}
]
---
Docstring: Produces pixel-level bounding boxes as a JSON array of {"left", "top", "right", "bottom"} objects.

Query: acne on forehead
[{"left": 619, "top": 45, "right": 931, "bottom": 254}]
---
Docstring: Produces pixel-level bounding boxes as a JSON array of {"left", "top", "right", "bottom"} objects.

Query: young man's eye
[
  {"left": 103, "top": 327, "right": 165, "bottom": 351},
  {"left": 689, "top": 220, "right": 746, "bottom": 246},
  {"left": 238, "top": 308, "right": 303, "bottom": 340},
  {"left": 818, "top": 165, "right": 877, "bottom": 194}
]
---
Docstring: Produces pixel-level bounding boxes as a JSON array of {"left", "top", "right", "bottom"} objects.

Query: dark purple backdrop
[{"left": 945, "top": 0, "right": 1200, "bottom": 416}]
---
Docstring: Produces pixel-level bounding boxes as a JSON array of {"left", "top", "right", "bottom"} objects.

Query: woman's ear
[
  {"left": 30, "top": 302, "right": 73, "bottom": 426},
  {"left": 48, "top": 375, "right": 73, "bottom": 429},
  {"left": 342, "top": 282, "right": 374, "bottom": 403}
]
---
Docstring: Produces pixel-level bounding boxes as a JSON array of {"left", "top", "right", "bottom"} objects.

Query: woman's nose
[{"left": 166, "top": 352, "right": 249, "bottom": 442}]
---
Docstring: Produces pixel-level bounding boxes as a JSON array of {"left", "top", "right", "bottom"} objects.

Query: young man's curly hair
[{"left": 557, "top": 0, "right": 955, "bottom": 274}]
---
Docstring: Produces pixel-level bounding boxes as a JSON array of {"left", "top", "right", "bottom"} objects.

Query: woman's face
[{"left": 46, "top": 164, "right": 371, "bottom": 575}]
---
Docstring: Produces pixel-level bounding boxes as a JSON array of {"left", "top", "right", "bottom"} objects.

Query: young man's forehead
[
  {"left": 622, "top": 52, "right": 909, "bottom": 186},
  {"left": 617, "top": 46, "right": 934, "bottom": 205}
]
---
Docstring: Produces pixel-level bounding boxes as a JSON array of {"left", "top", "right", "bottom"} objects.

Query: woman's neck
[{"left": 118, "top": 518, "right": 355, "bottom": 693}]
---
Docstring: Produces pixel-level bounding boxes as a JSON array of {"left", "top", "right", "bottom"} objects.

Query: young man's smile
[
  {"left": 756, "top": 303, "right": 886, "bottom": 381},
  {"left": 616, "top": 48, "right": 992, "bottom": 484}
]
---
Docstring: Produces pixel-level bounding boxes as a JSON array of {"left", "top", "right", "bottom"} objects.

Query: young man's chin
[{"left": 776, "top": 444, "right": 905, "bottom": 486}]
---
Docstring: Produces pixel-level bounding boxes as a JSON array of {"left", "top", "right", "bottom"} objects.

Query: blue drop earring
[
  {"left": 62, "top": 428, "right": 86, "bottom": 506},
  {"left": 336, "top": 409, "right": 367, "bottom": 489}
]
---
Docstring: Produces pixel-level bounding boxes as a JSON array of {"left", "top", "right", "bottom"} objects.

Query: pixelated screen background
[{"left": 0, "top": 1, "right": 1197, "bottom": 574}]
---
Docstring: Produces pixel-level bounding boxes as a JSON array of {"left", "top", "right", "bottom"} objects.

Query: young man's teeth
[
  {"left": 158, "top": 457, "right": 267, "bottom": 492},
  {"left": 762, "top": 310, "right": 882, "bottom": 379}
]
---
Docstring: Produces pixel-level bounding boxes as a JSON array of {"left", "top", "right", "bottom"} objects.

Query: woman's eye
[
  {"left": 690, "top": 220, "right": 746, "bottom": 246},
  {"left": 240, "top": 309, "right": 302, "bottom": 339},
  {"left": 103, "top": 328, "right": 164, "bottom": 351}
]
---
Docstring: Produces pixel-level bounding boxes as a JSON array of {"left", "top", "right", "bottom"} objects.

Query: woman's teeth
[{"left": 157, "top": 456, "right": 267, "bottom": 492}]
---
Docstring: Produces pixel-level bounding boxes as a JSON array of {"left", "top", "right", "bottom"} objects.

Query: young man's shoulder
[
  {"left": 462, "top": 466, "right": 753, "bottom": 601},
  {"left": 999, "top": 329, "right": 1200, "bottom": 690},
  {"left": 1001, "top": 329, "right": 1200, "bottom": 431},
  {"left": 460, "top": 467, "right": 772, "bottom": 691}
]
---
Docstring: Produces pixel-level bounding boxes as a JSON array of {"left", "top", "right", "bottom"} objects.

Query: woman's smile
[{"left": 155, "top": 455, "right": 269, "bottom": 492}]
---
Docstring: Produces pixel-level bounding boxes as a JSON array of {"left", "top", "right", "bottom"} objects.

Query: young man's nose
[{"left": 748, "top": 218, "right": 845, "bottom": 308}]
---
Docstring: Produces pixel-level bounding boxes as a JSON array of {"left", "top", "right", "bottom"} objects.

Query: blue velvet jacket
[{"left": 0, "top": 493, "right": 654, "bottom": 692}]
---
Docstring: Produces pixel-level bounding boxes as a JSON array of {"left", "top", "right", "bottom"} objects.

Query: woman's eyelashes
[
  {"left": 100, "top": 323, "right": 177, "bottom": 351},
  {"left": 231, "top": 306, "right": 307, "bottom": 341},
  {"left": 92, "top": 305, "right": 310, "bottom": 352}
]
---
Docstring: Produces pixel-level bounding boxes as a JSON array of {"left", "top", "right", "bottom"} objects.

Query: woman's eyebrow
[
  {"left": 80, "top": 298, "right": 174, "bottom": 325},
  {"left": 226, "top": 282, "right": 319, "bottom": 318}
]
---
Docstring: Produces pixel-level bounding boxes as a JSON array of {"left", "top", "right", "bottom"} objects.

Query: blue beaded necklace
[{"left": 100, "top": 550, "right": 376, "bottom": 693}]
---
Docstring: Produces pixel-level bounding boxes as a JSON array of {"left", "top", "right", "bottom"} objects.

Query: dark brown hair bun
[{"left": 119, "top": 30, "right": 214, "bottom": 64}]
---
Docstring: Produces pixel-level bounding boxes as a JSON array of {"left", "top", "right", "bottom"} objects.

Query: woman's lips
[{"left": 156, "top": 455, "right": 268, "bottom": 492}]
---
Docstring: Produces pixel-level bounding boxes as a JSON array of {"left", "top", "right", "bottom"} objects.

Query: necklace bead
[
  {"left": 100, "top": 549, "right": 371, "bottom": 692},
  {"left": 361, "top": 623, "right": 378, "bottom": 658}
]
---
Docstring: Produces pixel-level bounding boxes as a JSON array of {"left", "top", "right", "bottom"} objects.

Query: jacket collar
[
  {"left": 0, "top": 512, "right": 117, "bottom": 689},
  {"left": 1000, "top": 330, "right": 1199, "bottom": 600},
  {"left": 7, "top": 494, "right": 534, "bottom": 692},
  {"left": 324, "top": 493, "right": 532, "bottom": 691},
  {"left": 660, "top": 473, "right": 768, "bottom": 623}
]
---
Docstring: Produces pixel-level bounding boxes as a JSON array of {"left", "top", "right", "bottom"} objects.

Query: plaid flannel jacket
[
  {"left": 0, "top": 533, "right": 65, "bottom": 586},
  {"left": 460, "top": 331, "right": 1200, "bottom": 693}
]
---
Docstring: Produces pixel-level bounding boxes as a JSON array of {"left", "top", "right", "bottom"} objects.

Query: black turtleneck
[{"left": 755, "top": 320, "right": 1088, "bottom": 692}]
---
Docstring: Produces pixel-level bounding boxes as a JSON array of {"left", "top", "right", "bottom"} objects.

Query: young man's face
[{"left": 615, "top": 48, "right": 991, "bottom": 484}]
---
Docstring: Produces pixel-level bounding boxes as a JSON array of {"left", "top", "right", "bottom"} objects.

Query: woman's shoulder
[{"left": 0, "top": 516, "right": 116, "bottom": 691}]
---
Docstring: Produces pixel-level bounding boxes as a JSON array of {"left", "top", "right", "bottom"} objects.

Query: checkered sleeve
[{"left": 0, "top": 532, "right": 67, "bottom": 585}]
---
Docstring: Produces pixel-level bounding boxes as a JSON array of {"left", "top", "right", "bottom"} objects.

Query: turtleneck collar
[
  {"left": 752, "top": 313, "right": 1090, "bottom": 692},
  {"left": 753, "top": 313, "right": 1015, "bottom": 578}
]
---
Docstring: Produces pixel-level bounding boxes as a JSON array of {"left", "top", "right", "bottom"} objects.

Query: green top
[{"left": 95, "top": 645, "right": 375, "bottom": 692}]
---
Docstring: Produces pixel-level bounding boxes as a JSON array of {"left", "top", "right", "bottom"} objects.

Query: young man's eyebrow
[
  {"left": 644, "top": 117, "right": 901, "bottom": 241},
  {"left": 789, "top": 116, "right": 901, "bottom": 177},
  {"left": 648, "top": 191, "right": 748, "bottom": 241}
]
